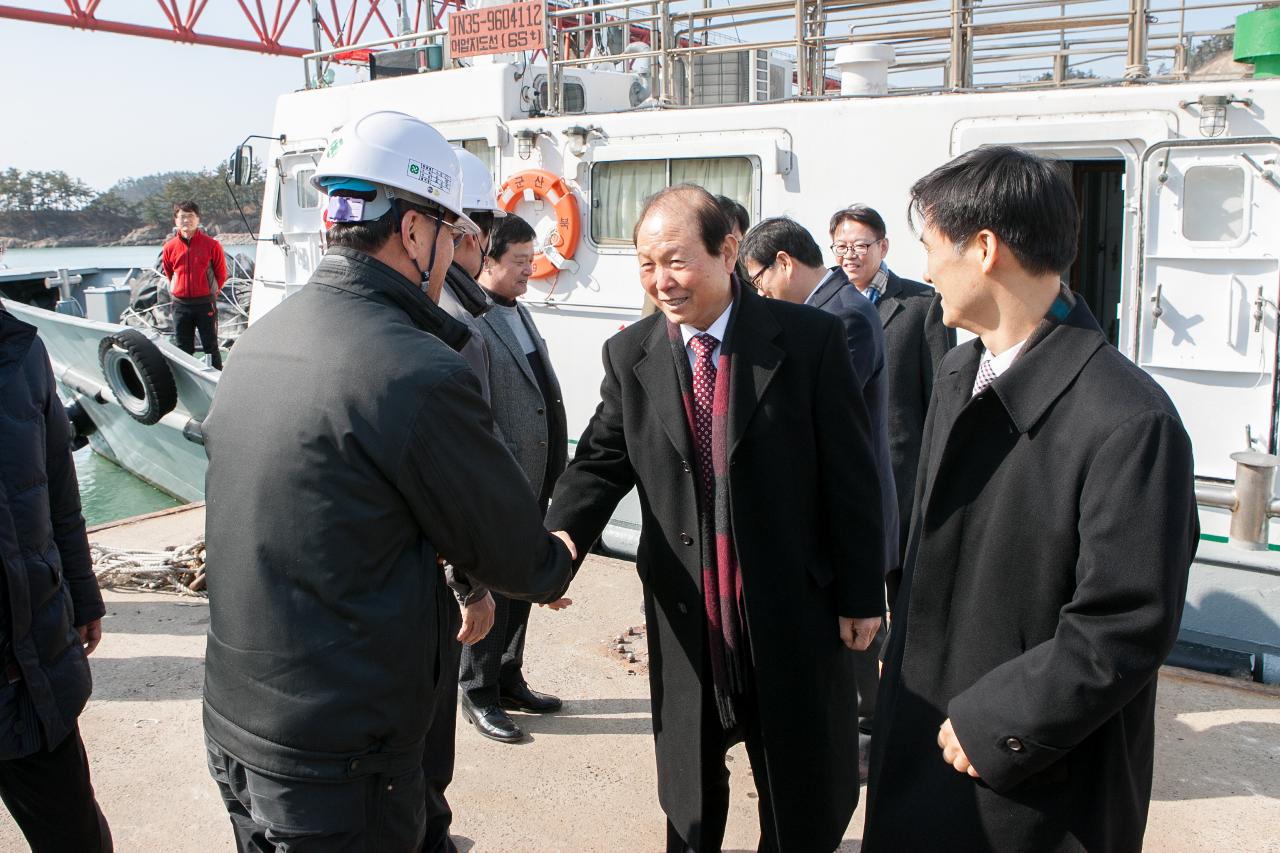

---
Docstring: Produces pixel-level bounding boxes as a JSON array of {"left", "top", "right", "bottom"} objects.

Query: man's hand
[
  {"left": 77, "top": 619, "right": 102, "bottom": 656},
  {"left": 538, "top": 598, "right": 574, "bottom": 611},
  {"left": 457, "top": 592, "right": 495, "bottom": 645},
  {"left": 551, "top": 530, "right": 577, "bottom": 561},
  {"left": 839, "top": 616, "right": 881, "bottom": 652},
  {"left": 938, "top": 718, "right": 981, "bottom": 778}
]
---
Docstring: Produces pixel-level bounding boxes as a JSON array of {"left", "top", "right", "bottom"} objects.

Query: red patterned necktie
[
  {"left": 972, "top": 358, "right": 997, "bottom": 396},
  {"left": 689, "top": 333, "right": 719, "bottom": 502}
]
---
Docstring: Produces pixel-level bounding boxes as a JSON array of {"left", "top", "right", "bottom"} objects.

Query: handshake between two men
[{"left": 519, "top": 525, "right": 880, "bottom": 650}]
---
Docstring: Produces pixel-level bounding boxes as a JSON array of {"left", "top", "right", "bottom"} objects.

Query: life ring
[
  {"left": 497, "top": 169, "right": 581, "bottom": 280},
  {"left": 97, "top": 329, "right": 178, "bottom": 426}
]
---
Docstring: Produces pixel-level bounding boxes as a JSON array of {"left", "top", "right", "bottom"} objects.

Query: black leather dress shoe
[
  {"left": 499, "top": 681, "right": 563, "bottom": 714},
  {"left": 460, "top": 695, "right": 523, "bottom": 743}
]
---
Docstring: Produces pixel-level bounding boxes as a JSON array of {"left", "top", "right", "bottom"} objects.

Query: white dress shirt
[
  {"left": 680, "top": 301, "right": 733, "bottom": 370},
  {"left": 984, "top": 339, "right": 1027, "bottom": 378},
  {"left": 972, "top": 338, "right": 1028, "bottom": 396}
]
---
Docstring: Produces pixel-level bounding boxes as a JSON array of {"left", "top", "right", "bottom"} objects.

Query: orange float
[{"left": 497, "top": 169, "right": 581, "bottom": 280}]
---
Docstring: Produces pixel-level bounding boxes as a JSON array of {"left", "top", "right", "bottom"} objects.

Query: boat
[
  {"left": 1, "top": 256, "right": 251, "bottom": 501},
  {"left": 4, "top": 0, "right": 1279, "bottom": 680}
]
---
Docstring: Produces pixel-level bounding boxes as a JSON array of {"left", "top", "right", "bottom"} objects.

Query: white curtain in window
[
  {"left": 671, "top": 158, "right": 751, "bottom": 213},
  {"left": 592, "top": 160, "right": 666, "bottom": 243},
  {"left": 461, "top": 139, "right": 495, "bottom": 176}
]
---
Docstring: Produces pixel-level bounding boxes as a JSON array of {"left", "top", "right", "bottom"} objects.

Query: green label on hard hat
[
  {"left": 407, "top": 158, "right": 452, "bottom": 197},
  {"left": 326, "top": 138, "right": 344, "bottom": 158}
]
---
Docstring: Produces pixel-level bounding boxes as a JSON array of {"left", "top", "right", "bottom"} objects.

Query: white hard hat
[
  {"left": 453, "top": 147, "right": 505, "bottom": 217},
  {"left": 312, "top": 111, "right": 478, "bottom": 236}
]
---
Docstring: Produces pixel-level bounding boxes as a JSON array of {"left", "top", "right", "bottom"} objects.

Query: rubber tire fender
[{"left": 97, "top": 329, "right": 178, "bottom": 426}]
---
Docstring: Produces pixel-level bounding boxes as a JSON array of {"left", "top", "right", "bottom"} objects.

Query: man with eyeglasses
[
  {"left": 201, "top": 112, "right": 575, "bottom": 851},
  {"left": 826, "top": 205, "right": 951, "bottom": 786},
  {"left": 742, "top": 216, "right": 897, "bottom": 785},
  {"left": 829, "top": 205, "right": 953, "bottom": 610}
]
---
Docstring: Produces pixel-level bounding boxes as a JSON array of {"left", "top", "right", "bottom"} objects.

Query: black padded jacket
[
  {"left": 201, "top": 248, "right": 573, "bottom": 780},
  {"left": 0, "top": 308, "right": 103, "bottom": 759}
]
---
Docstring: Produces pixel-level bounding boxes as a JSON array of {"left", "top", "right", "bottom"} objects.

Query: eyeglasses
[
  {"left": 748, "top": 264, "right": 772, "bottom": 290},
  {"left": 830, "top": 240, "right": 881, "bottom": 257},
  {"left": 441, "top": 217, "right": 480, "bottom": 248}
]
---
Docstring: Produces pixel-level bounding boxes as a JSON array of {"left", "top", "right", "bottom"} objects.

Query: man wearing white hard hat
[{"left": 201, "top": 110, "right": 575, "bottom": 852}]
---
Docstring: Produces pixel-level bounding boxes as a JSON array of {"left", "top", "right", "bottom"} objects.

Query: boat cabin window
[
  {"left": 590, "top": 156, "right": 753, "bottom": 245},
  {"left": 451, "top": 139, "right": 495, "bottom": 176},
  {"left": 295, "top": 169, "right": 319, "bottom": 209},
  {"left": 1182, "top": 165, "right": 1245, "bottom": 242}
]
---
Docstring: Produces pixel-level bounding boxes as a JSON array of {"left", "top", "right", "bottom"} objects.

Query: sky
[
  {"left": 0, "top": 7, "right": 315, "bottom": 191},
  {"left": 0, "top": 1, "right": 1242, "bottom": 192}
]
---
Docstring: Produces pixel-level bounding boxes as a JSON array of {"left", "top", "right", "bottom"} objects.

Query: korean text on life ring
[{"left": 498, "top": 170, "right": 581, "bottom": 280}]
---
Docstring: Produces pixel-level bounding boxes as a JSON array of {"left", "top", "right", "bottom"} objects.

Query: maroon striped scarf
[{"left": 666, "top": 285, "right": 747, "bottom": 728}]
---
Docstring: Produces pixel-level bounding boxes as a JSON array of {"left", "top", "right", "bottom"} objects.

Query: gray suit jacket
[
  {"left": 477, "top": 302, "right": 568, "bottom": 500},
  {"left": 869, "top": 269, "right": 954, "bottom": 572},
  {"left": 808, "top": 269, "right": 898, "bottom": 575}
]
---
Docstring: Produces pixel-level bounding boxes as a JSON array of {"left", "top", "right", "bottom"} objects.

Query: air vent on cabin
[{"left": 674, "top": 49, "right": 792, "bottom": 106}]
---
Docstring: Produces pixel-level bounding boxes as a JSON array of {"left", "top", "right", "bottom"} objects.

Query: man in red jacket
[{"left": 161, "top": 200, "right": 227, "bottom": 369}]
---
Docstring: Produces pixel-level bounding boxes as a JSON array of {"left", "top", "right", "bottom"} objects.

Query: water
[
  {"left": 74, "top": 445, "right": 181, "bottom": 527},
  {"left": 1, "top": 244, "right": 257, "bottom": 274},
  {"left": 2, "top": 245, "right": 164, "bottom": 270}
]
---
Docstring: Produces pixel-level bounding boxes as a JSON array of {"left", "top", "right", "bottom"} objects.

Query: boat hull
[{"left": 2, "top": 298, "right": 214, "bottom": 502}]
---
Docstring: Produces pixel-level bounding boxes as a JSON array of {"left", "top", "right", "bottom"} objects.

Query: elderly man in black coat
[
  {"left": 0, "top": 305, "right": 111, "bottom": 851},
  {"left": 863, "top": 146, "right": 1198, "bottom": 853},
  {"left": 546, "top": 185, "right": 886, "bottom": 852}
]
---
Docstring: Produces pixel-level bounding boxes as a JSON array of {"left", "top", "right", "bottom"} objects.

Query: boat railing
[
  {"left": 299, "top": 1, "right": 1271, "bottom": 106},
  {"left": 542, "top": 0, "right": 1272, "bottom": 108},
  {"left": 302, "top": 25, "right": 448, "bottom": 88}
]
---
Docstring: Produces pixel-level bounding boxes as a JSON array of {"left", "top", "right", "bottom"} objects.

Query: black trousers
[
  {"left": 421, "top": 579, "right": 462, "bottom": 853},
  {"left": 0, "top": 726, "right": 112, "bottom": 853},
  {"left": 666, "top": 679, "right": 778, "bottom": 853},
  {"left": 209, "top": 574, "right": 460, "bottom": 853},
  {"left": 173, "top": 300, "right": 222, "bottom": 369},
  {"left": 207, "top": 738, "right": 427, "bottom": 853},
  {"left": 457, "top": 593, "right": 530, "bottom": 707}
]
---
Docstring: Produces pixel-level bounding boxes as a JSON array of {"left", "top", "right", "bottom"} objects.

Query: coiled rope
[{"left": 91, "top": 539, "right": 206, "bottom": 595}]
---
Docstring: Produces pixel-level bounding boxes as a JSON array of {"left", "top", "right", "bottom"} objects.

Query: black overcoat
[
  {"left": 546, "top": 287, "right": 886, "bottom": 850},
  {"left": 808, "top": 269, "right": 898, "bottom": 574},
  {"left": 872, "top": 270, "right": 953, "bottom": 581},
  {"left": 863, "top": 300, "right": 1198, "bottom": 852}
]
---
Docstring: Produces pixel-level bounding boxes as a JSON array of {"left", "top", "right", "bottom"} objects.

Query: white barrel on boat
[{"left": 833, "top": 43, "right": 896, "bottom": 96}]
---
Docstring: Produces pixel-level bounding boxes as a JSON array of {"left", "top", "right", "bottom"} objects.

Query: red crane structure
[{"left": 0, "top": 1, "right": 467, "bottom": 58}]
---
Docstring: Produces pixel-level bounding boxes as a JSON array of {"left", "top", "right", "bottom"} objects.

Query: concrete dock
[{"left": 1, "top": 504, "right": 1277, "bottom": 851}]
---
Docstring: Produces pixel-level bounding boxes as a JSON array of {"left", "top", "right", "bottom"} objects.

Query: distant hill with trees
[{"left": 0, "top": 163, "right": 266, "bottom": 248}]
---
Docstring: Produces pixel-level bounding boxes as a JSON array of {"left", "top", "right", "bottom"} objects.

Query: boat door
[
  {"left": 276, "top": 149, "right": 326, "bottom": 292},
  {"left": 1138, "top": 138, "right": 1280, "bottom": 479}
]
